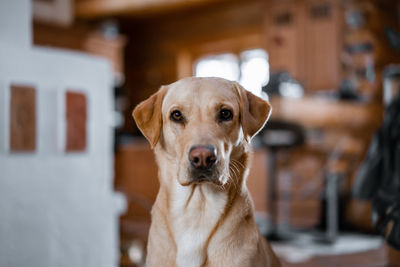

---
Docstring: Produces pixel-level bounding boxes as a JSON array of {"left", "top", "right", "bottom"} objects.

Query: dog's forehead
[{"left": 163, "top": 77, "right": 238, "bottom": 109}]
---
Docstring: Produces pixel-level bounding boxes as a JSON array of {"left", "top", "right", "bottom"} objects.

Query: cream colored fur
[{"left": 133, "top": 77, "right": 281, "bottom": 267}]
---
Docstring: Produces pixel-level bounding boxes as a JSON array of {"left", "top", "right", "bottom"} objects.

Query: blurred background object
[
  {"left": 383, "top": 64, "right": 400, "bottom": 106},
  {"left": 352, "top": 91, "right": 400, "bottom": 251},
  {"left": 263, "top": 71, "right": 304, "bottom": 98},
  {"left": 2, "top": 0, "right": 400, "bottom": 266},
  {"left": 0, "top": 1, "right": 125, "bottom": 267}
]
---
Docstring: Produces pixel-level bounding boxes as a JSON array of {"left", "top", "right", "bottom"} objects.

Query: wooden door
[
  {"left": 305, "top": 0, "right": 342, "bottom": 91},
  {"left": 265, "top": 0, "right": 306, "bottom": 84}
]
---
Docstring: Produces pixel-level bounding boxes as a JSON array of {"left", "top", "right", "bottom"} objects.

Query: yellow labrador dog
[{"left": 133, "top": 77, "right": 281, "bottom": 267}]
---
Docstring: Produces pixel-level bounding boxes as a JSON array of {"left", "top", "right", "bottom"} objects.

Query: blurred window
[
  {"left": 194, "top": 49, "right": 269, "bottom": 97},
  {"left": 195, "top": 53, "right": 239, "bottom": 81}
]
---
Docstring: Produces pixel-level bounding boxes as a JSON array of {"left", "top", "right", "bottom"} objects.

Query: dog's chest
[{"left": 170, "top": 184, "right": 227, "bottom": 267}]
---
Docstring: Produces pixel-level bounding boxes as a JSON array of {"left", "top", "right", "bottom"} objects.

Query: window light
[{"left": 194, "top": 49, "right": 269, "bottom": 97}]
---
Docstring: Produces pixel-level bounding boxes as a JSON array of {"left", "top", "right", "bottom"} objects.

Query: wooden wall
[
  {"left": 264, "top": 0, "right": 345, "bottom": 91},
  {"left": 120, "top": 0, "right": 266, "bottom": 132},
  {"left": 33, "top": 0, "right": 400, "bottom": 133},
  {"left": 120, "top": 0, "right": 348, "bottom": 132}
]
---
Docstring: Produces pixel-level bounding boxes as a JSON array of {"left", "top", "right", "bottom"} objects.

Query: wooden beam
[{"left": 75, "top": 0, "right": 229, "bottom": 19}]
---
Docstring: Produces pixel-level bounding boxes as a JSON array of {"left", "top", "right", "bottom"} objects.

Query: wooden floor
[
  {"left": 119, "top": 241, "right": 400, "bottom": 267},
  {"left": 279, "top": 244, "right": 391, "bottom": 267}
]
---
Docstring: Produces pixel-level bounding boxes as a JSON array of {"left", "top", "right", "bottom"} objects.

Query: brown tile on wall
[
  {"left": 66, "top": 91, "right": 87, "bottom": 152},
  {"left": 10, "top": 85, "right": 36, "bottom": 152}
]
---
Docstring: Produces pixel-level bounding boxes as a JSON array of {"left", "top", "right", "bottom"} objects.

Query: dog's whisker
[
  {"left": 219, "top": 179, "right": 227, "bottom": 191},
  {"left": 230, "top": 163, "right": 241, "bottom": 187},
  {"left": 230, "top": 162, "right": 240, "bottom": 175},
  {"left": 233, "top": 160, "right": 245, "bottom": 171},
  {"left": 228, "top": 166, "right": 235, "bottom": 181},
  {"left": 228, "top": 167, "right": 236, "bottom": 187},
  {"left": 229, "top": 165, "right": 239, "bottom": 183},
  {"left": 232, "top": 164, "right": 242, "bottom": 189},
  {"left": 231, "top": 161, "right": 241, "bottom": 174},
  {"left": 228, "top": 167, "right": 239, "bottom": 191},
  {"left": 231, "top": 159, "right": 245, "bottom": 170},
  {"left": 229, "top": 164, "right": 236, "bottom": 175},
  {"left": 231, "top": 162, "right": 244, "bottom": 190}
]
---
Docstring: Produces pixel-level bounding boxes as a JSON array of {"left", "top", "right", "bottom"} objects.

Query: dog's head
[{"left": 133, "top": 77, "right": 271, "bottom": 187}]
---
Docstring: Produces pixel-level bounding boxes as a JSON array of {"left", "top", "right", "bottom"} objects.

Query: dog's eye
[
  {"left": 170, "top": 110, "right": 184, "bottom": 123},
  {"left": 219, "top": 109, "right": 233, "bottom": 121}
]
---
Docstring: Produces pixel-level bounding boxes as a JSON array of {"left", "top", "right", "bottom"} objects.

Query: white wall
[
  {"left": 0, "top": 1, "right": 122, "bottom": 266},
  {"left": 0, "top": 43, "right": 120, "bottom": 267}
]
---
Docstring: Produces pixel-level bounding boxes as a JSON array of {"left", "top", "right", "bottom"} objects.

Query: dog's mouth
[
  {"left": 191, "top": 175, "right": 213, "bottom": 184},
  {"left": 192, "top": 176, "right": 211, "bottom": 184},
  {"left": 187, "top": 168, "right": 224, "bottom": 186},
  {"left": 178, "top": 165, "right": 221, "bottom": 186}
]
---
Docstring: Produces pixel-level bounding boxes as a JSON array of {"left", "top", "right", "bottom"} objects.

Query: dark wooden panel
[
  {"left": 305, "top": 0, "right": 342, "bottom": 91},
  {"left": 10, "top": 85, "right": 36, "bottom": 152},
  {"left": 66, "top": 91, "right": 87, "bottom": 152},
  {"left": 265, "top": 0, "right": 306, "bottom": 84}
]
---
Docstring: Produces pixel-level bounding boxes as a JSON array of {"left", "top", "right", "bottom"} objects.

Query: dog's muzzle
[{"left": 188, "top": 145, "right": 218, "bottom": 182}]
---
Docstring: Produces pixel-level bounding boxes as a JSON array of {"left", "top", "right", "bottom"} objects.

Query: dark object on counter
[
  {"left": 338, "top": 79, "right": 360, "bottom": 101},
  {"left": 344, "top": 42, "right": 373, "bottom": 54},
  {"left": 263, "top": 72, "right": 291, "bottom": 95},
  {"left": 262, "top": 71, "right": 304, "bottom": 98},
  {"left": 385, "top": 27, "right": 400, "bottom": 52},
  {"left": 383, "top": 65, "right": 400, "bottom": 107},
  {"left": 353, "top": 92, "right": 400, "bottom": 250}
]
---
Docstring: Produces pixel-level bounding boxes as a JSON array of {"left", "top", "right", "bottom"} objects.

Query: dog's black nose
[{"left": 189, "top": 145, "right": 217, "bottom": 170}]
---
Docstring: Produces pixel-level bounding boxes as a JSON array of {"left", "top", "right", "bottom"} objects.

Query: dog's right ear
[{"left": 132, "top": 86, "right": 168, "bottom": 148}]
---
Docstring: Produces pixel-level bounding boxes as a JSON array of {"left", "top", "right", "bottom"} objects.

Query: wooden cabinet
[{"left": 265, "top": 0, "right": 342, "bottom": 91}]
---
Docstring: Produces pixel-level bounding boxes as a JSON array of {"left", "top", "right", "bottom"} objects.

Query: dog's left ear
[
  {"left": 234, "top": 83, "right": 272, "bottom": 142},
  {"left": 132, "top": 86, "right": 169, "bottom": 148}
]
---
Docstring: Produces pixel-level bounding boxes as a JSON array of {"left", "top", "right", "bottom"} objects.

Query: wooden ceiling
[{"left": 75, "top": 0, "right": 242, "bottom": 19}]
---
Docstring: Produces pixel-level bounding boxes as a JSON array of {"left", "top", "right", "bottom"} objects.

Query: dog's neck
[
  {"left": 169, "top": 181, "right": 228, "bottom": 266},
  {"left": 154, "top": 146, "right": 250, "bottom": 267}
]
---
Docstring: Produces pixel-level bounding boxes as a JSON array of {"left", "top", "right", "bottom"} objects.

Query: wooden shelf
[{"left": 270, "top": 96, "right": 382, "bottom": 131}]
